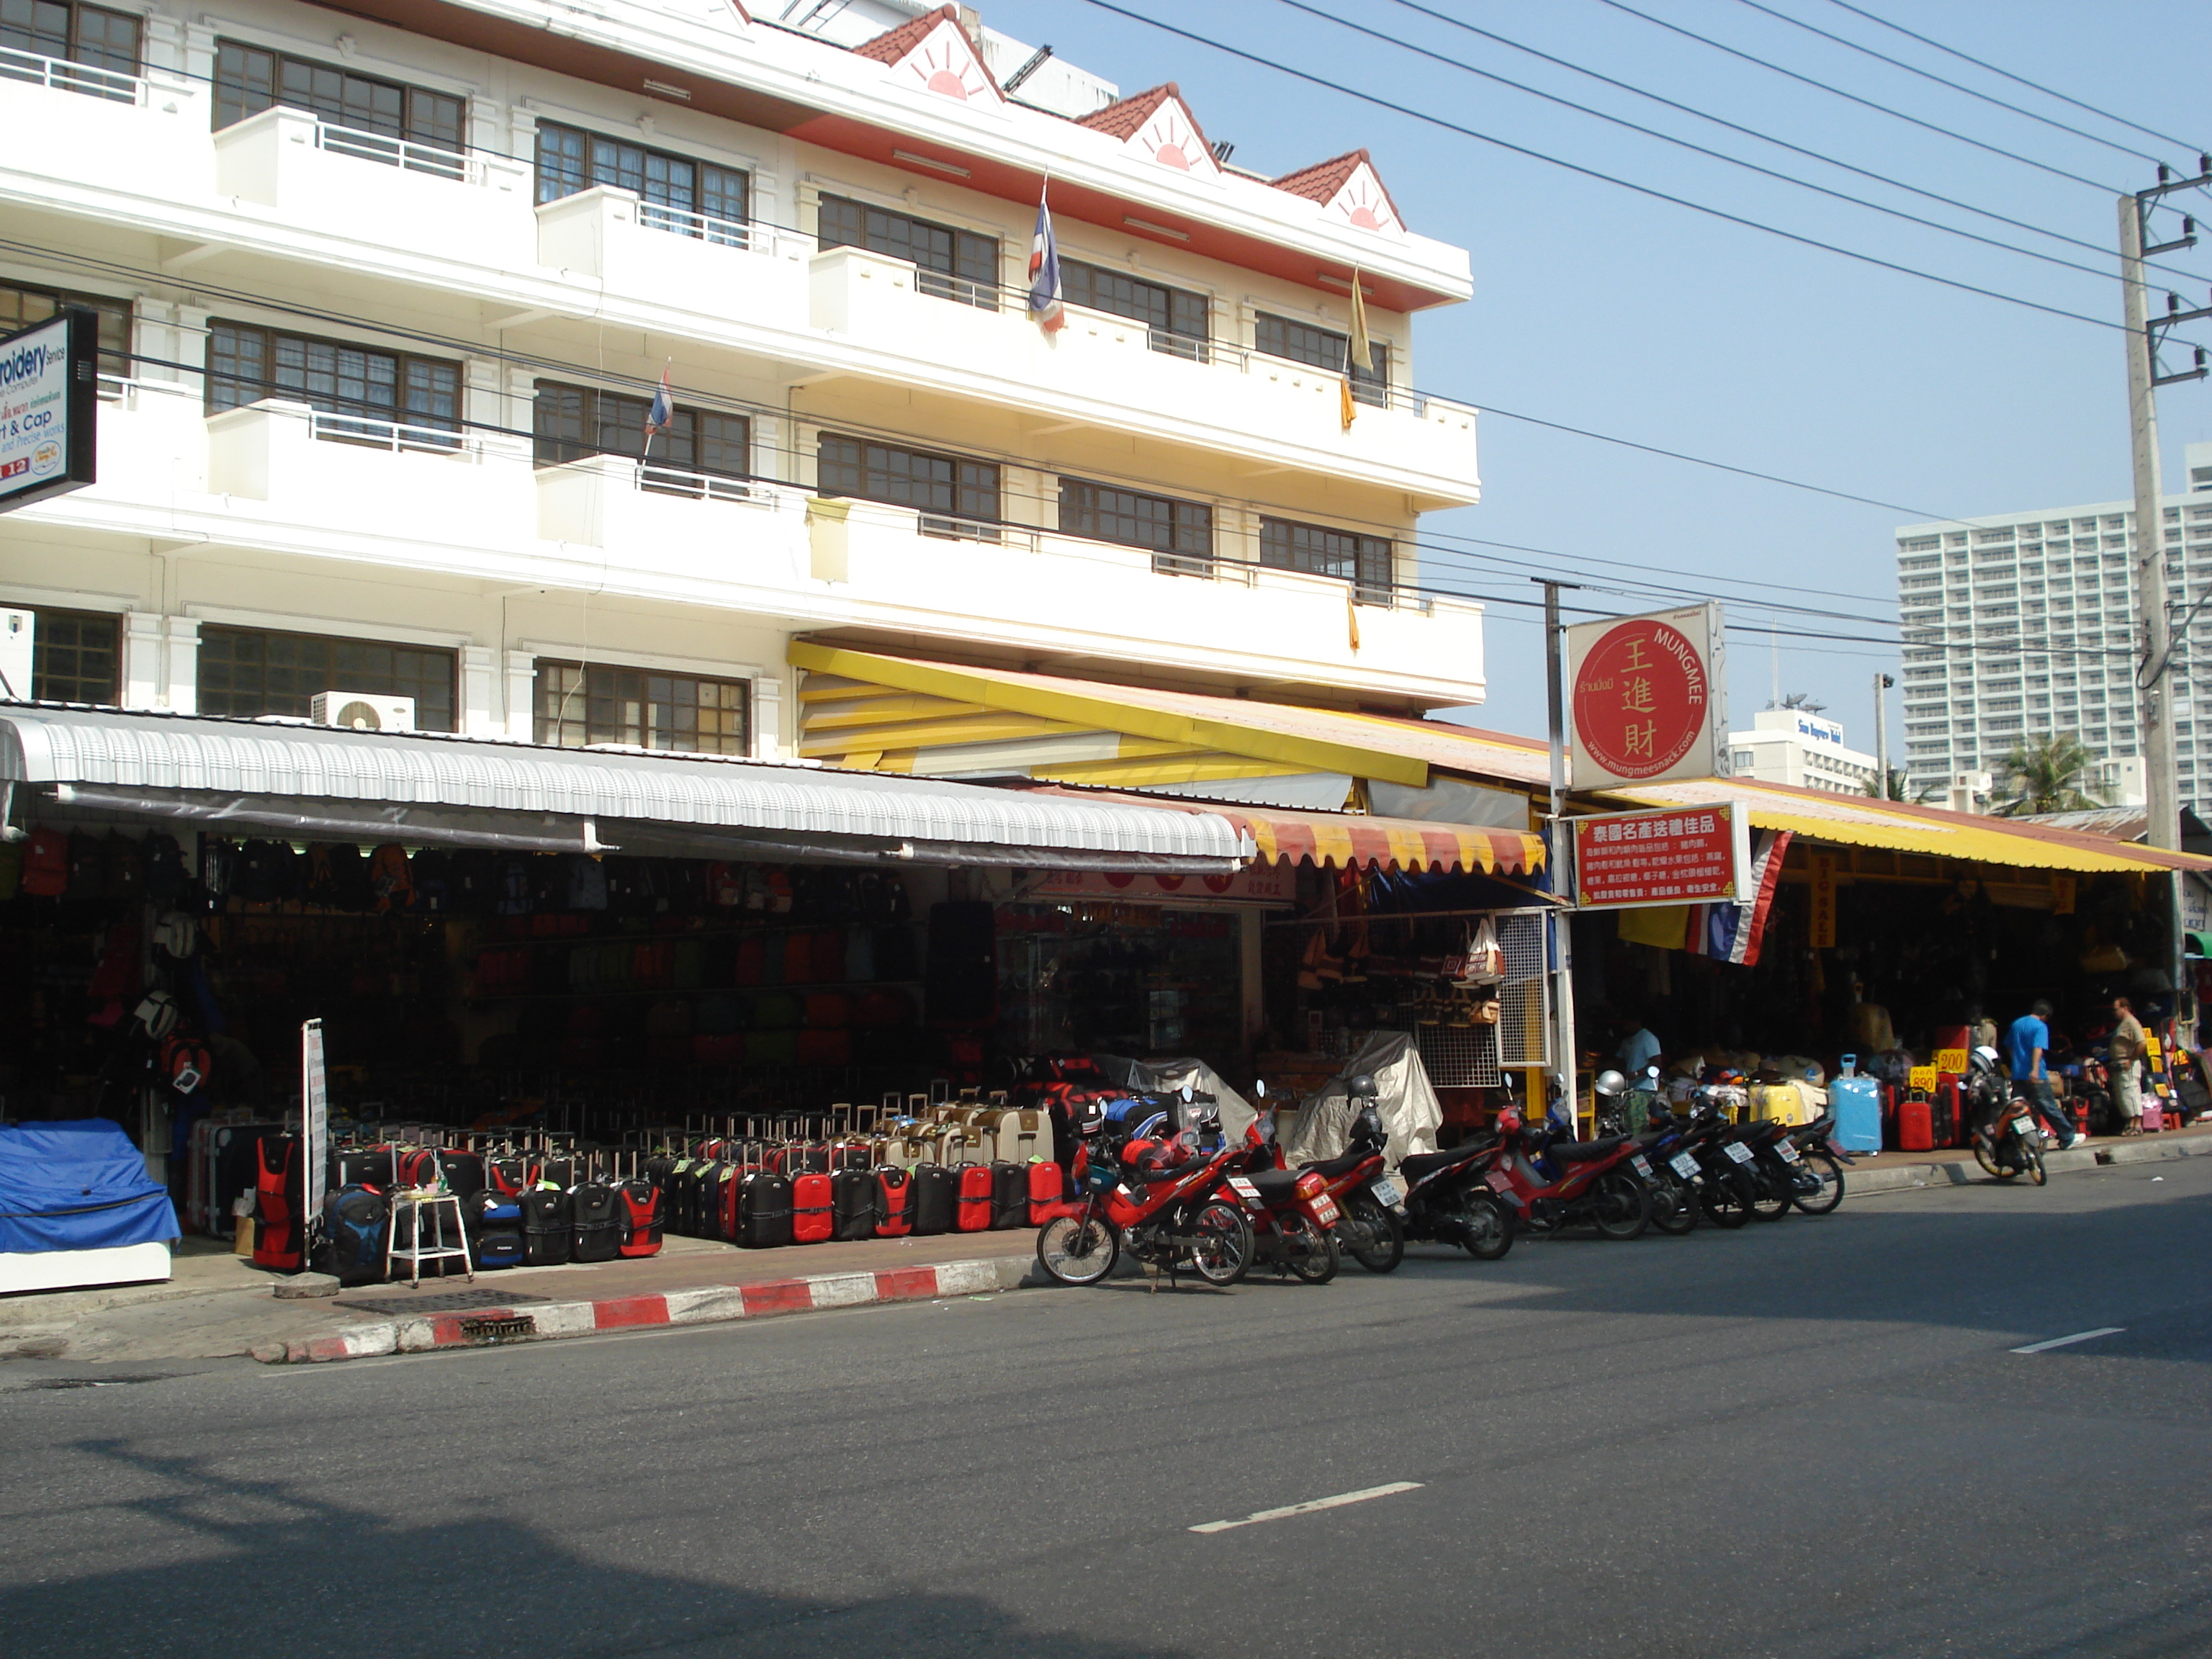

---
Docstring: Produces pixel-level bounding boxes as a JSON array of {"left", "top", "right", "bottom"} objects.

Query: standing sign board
[
  {"left": 302, "top": 1018, "right": 328, "bottom": 1244},
  {"left": 1573, "top": 804, "right": 1749, "bottom": 909},
  {"left": 1567, "top": 603, "right": 1727, "bottom": 790},
  {"left": 0, "top": 310, "right": 98, "bottom": 515}
]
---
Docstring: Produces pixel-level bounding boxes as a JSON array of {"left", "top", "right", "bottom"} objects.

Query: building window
[
  {"left": 1059, "top": 477, "right": 1213, "bottom": 577},
  {"left": 817, "top": 194, "right": 998, "bottom": 310},
  {"left": 0, "top": 0, "right": 138, "bottom": 97},
  {"left": 22, "top": 607, "right": 119, "bottom": 704},
  {"left": 1058, "top": 258, "right": 1208, "bottom": 358},
  {"left": 196, "top": 625, "right": 457, "bottom": 731},
  {"left": 1259, "top": 516, "right": 1392, "bottom": 603},
  {"left": 1254, "top": 311, "right": 1388, "bottom": 406},
  {"left": 213, "top": 40, "right": 464, "bottom": 168},
  {"left": 207, "top": 321, "right": 461, "bottom": 441},
  {"left": 534, "top": 660, "right": 749, "bottom": 755},
  {"left": 0, "top": 280, "right": 131, "bottom": 376},
  {"left": 534, "top": 121, "right": 748, "bottom": 243},
  {"left": 816, "top": 433, "right": 998, "bottom": 532},
  {"left": 534, "top": 381, "right": 750, "bottom": 493}
]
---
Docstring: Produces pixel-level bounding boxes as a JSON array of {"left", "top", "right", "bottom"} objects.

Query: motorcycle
[
  {"left": 1034, "top": 1094, "right": 1259, "bottom": 1287},
  {"left": 1271, "top": 1079, "right": 1406, "bottom": 1272},
  {"left": 1487, "top": 1107, "right": 1652, "bottom": 1241},
  {"left": 1216, "top": 1084, "right": 1342, "bottom": 1283},
  {"left": 1967, "top": 1046, "right": 2046, "bottom": 1186},
  {"left": 1336, "top": 1074, "right": 1514, "bottom": 1260},
  {"left": 1591, "top": 1069, "right": 1704, "bottom": 1236},
  {"left": 1777, "top": 1111, "right": 1851, "bottom": 1215}
]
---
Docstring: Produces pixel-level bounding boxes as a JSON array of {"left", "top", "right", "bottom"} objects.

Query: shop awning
[
  {"left": 1605, "top": 778, "right": 2212, "bottom": 876},
  {"left": 0, "top": 706, "right": 1251, "bottom": 872}
]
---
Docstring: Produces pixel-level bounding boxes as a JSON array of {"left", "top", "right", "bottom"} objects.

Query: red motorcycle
[
  {"left": 1282, "top": 1087, "right": 1406, "bottom": 1273},
  {"left": 1214, "top": 1088, "right": 1341, "bottom": 1282},
  {"left": 1034, "top": 1097, "right": 1256, "bottom": 1288},
  {"left": 1485, "top": 1109, "right": 1652, "bottom": 1241}
]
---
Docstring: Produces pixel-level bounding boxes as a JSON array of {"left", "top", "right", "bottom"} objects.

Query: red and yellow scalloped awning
[{"left": 1217, "top": 806, "right": 1544, "bottom": 874}]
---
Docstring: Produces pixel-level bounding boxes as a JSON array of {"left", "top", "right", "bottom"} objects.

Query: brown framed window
[
  {"left": 817, "top": 433, "right": 998, "bottom": 534},
  {"left": 24, "top": 607, "right": 120, "bottom": 704},
  {"left": 534, "top": 660, "right": 749, "bottom": 755},
  {"left": 532, "top": 381, "right": 750, "bottom": 495},
  {"left": 0, "top": 281, "right": 131, "bottom": 376},
  {"left": 207, "top": 321, "right": 461, "bottom": 441},
  {"left": 0, "top": 0, "right": 139, "bottom": 98},
  {"left": 817, "top": 194, "right": 998, "bottom": 310},
  {"left": 1254, "top": 310, "right": 1389, "bottom": 408},
  {"left": 1059, "top": 477, "right": 1213, "bottom": 577},
  {"left": 1259, "top": 517, "right": 1393, "bottom": 605},
  {"left": 1059, "top": 259, "right": 1208, "bottom": 359},
  {"left": 534, "top": 122, "right": 749, "bottom": 243},
  {"left": 212, "top": 40, "right": 464, "bottom": 171},
  {"left": 197, "top": 625, "right": 457, "bottom": 732}
]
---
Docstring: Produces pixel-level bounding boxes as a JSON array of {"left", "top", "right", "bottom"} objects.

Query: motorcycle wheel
[
  {"left": 1461, "top": 1193, "right": 1514, "bottom": 1260},
  {"left": 1341, "top": 1197, "right": 1405, "bottom": 1273},
  {"left": 1649, "top": 1173, "right": 1701, "bottom": 1236},
  {"left": 1748, "top": 1161, "right": 1793, "bottom": 1223},
  {"left": 1975, "top": 1133, "right": 2019, "bottom": 1179},
  {"left": 1701, "top": 1166, "right": 1755, "bottom": 1229},
  {"left": 2024, "top": 1138, "right": 2047, "bottom": 1187},
  {"left": 1282, "top": 1212, "right": 1340, "bottom": 1283},
  {"left": 1187, "top": 1200, "right": 1254, "bottom": 1286},
  {"left": 1035, "top": 1214, "right": 1119, "bottom": 1287},
  {"left": 1590, "top": 1170, "right": 1651, "bottom": 1241},
  {"left": 1790, "top": 1150, "right": 1845, "bottom": 1215}
]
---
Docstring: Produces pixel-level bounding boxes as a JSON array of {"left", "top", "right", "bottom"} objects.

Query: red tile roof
[
  {"left": 1076, "top": 82, "right": 1213, "bottom": 158},
  {"left": 1269, "top": 147, "right": 1406, "bottom": 230},
  {"left": 850, "top": 4, "right": 1005, "bottom": 98}
]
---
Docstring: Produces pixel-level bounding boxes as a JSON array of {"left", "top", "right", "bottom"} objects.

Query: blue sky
[{"left": 980, "top": 0, "right": 2212, "bottom": 753}]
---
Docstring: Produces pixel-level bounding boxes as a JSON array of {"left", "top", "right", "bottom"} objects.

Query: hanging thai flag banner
[
  {"left": 643, "top": 364, "right": 675, "bottom": 445},
  {"left": 1689, "top": 830, "right": 1793, "bottom": 965},
  {"left": 1028, "top": 187, "right": 1065, "bottom": 333}
]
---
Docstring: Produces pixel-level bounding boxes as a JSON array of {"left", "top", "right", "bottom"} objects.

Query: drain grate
[{"left": 336, "top": 1290, "right": 551, "bottom": 1317}]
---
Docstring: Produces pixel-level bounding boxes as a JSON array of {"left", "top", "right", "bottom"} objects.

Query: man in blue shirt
[
  {"left": 2007, "top": 999, "right": 2083, "bottom": 1150},
  {"left": 1617, "top": 1016, "right": 1662, "bottom": 1081}
]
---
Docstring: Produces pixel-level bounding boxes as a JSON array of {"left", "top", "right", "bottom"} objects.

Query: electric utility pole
[
  {"left": 1874, "top": 672, "right": 1894, "bottom": 796},
  {"left": 2120, "top": 158, "right": 2212, "bottom": 853},
  {"left": 1538, "top": 578, "right": 1581, "bottom": 1137}
]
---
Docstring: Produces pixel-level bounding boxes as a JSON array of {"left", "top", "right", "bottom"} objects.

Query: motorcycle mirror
[
  {"left": 1182, "top": 1083, "right": 1195, "bottom": 1102},
  {"left": 1254, "top": 1079, "right": 1266, "bottom": 1100}
]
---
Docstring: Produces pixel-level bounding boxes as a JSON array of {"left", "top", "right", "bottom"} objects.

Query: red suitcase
[
  {"left": 874, "top": 1166, "right": 914, "bottom": 1237},
  {"left": 1025, "top": 1160, "right": 1068, "bottom": 1225},
  {"left": 616, "top": 1179, "right": 662, "bottom": 1257},
  {"left": 251, "top": 1133, "right": 304, "bottom": 1271},
  {"left": 1932, "top": 1077, "right": 1963, "bottom": 1148},
  {"left": 791, "top": 1169, "right": 834, "bottom": 1243},
  {"left": 1897, "top": 1094, "right": 1934, "bottom": 1153},
  {"left": 955, "top": 1162, "right": 994, "bottom": 1232}
]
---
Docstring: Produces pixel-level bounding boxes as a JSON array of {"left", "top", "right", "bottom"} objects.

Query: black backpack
[{"left": 320, "top": 1186, "right": 391, "bottom": 1286}]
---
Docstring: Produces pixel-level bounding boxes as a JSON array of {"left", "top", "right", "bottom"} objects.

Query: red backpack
[{"left": 20, "top": 827, "right": 67, "bottom": 896}]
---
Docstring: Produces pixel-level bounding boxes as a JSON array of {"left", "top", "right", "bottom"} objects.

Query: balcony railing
[
  {"left": 310, "top": 118, "right": 524, "bottom": 188},
  {"left": 307, "top": 409, "right": 469, "bottom": 454},
  {"left": 638, "top": 462, "right": 758, "bottom": 503},
  {"left": 0, "top": 44, "right": 143, "bottom": 104}
]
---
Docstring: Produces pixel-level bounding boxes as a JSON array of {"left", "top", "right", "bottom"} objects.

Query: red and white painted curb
[{"left": 251, "top": 1255, "right": 1033, "bottom": 1364}]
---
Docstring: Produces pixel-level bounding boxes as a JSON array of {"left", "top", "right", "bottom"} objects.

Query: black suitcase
[
  {"left": 331, "top": 1146, "right": 397, "bottom": 1192},
  {"left": 320, "top": 1185, "right": 391, "bottom": 1286},
  {"left": 989, "top": 1162, "right": 1027, "bottom": 1229},
  {"left": 665, "top": 1159, "right": 700, "bottom": 1237},
  {"left": 831, "top": 1168, "right": 876, "bottom": 1241},
  {"left": 571, "top": 1183, "right": 622, "bottom": 1262},
  {"left": 740, "top": 1172, "right": 793, "bottom": 1249},
  {"left": 438, "top": 1150, "right": 487, "bottom": 1204},
  {"left": 910, "top": 1164, "right": 956, "bottom": 1236},
  {"left": 521, "top": 1188, "right": 573, "bottom": 1265}
]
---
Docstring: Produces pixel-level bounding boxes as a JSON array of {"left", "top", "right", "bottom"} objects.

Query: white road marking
[
  {"left": 2010, "top": 1326, "right": 2126, "bottom": 1354},
  {"left": 1189, "top": 1481, "right": 1422, "bottom": 1534}
]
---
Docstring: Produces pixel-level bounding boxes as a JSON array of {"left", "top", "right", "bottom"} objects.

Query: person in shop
[
  {"left": 2106, "top": 996, "right": 2146, "bottom": 1135},
  {"left": 2005, "top": 999, "right": 2085, "bottom": 1151},
  {"left": 1615, "top": 1012, "right": 1663, "bottom": 1081}
]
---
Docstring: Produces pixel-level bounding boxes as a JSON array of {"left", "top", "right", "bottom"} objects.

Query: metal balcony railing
[
  {"left": 637, "top": 462, "right": 758, "bottom": 503},
  {"left": 307, "top": 409, "right": 469, "bottom": 454},
  {"left": 311, "top": 120, "right": 526, "bottom": 188},
  {"left": 0, "top": 45, "right": 143, "bottom": 104}
]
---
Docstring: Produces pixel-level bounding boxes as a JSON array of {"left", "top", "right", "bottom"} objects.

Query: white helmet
[{"left": 1593, "top": 1069, "right": 1629, "bottom": 1097}]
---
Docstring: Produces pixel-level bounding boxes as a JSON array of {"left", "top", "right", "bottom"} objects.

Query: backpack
[
  {"left": 160, "top": 1031, "right": 212, "bottom": 1095},
  {"left": 103, "top": 832, "right": 142, "bottom": 902},
  {"left": 563, "top": 853, "right": 608, "bottom": 911},
  {"left": 141, "top": 832, "right": 186, "bottom": 904},
  {"left": 319, "top": 1185, "right": 392, "bottom": 1285},
  {"left": 66, "top": 830, "right": 106, "bottom": 899},
  {"left": 369, "top": 845, "right": 412, "bottom": 912},
  {"left": 19, "top": 827, "right": 66, "bottom": 896}
]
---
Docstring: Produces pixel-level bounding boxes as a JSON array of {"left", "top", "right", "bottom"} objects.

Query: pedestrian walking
[
  {"left": 2108, "top": 997, "right": 2146, "bottom": 1135},
  {"left": 2007, "top": 999, "right": 2085, "bottom": 1151}
]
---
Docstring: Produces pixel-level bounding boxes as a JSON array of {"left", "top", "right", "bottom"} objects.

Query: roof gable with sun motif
[
  {"left": 1075, "top": 83, "right": 1219, "bottom": 180},
  {"left": 853, "top": 4, "right": 1003, "bottom": 107},
  {"left": 1269, "top": 149, "right": 1407, "bottom": 237}
]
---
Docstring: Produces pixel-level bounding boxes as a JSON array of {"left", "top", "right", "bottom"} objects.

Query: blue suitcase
[
  {"left": 1831, "top": 1074, "right": 1883, "bottom": 1153},
  {"left": 470, "top": 1195, "right": 526, "bottom": 1269}
]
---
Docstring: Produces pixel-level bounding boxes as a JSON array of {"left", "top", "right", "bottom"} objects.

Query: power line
[
  {"left": 1586, "top": 0, "right": 2125, "bottom": 196},
  {"left": 1280, "top": 0, "right": 2171, "bottom": 293},
  {"left": 1822, "top": 0, "right": 2210, "bottom": 159},
  {"left": 1375, "top": 0, "right": 2208, "bottom": 287},
  {"left": 1076, "top": 0, "right": 2126, "bottom": 335},
  {"left": 1730, "top": 0, "right": 2166, "bottom": 166}
]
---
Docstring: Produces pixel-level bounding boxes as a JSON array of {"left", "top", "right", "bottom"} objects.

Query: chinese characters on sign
[
  {"left": 1808, "top": 851, "right": 1838, "bottom": 948},
  {"left": 1565, "top": 604, "right": 1726, "bottom": 789},
  {"left": 1573, "top": 806, "right": 1748, "bottom": 909}
]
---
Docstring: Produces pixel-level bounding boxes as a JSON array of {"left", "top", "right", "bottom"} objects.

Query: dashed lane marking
[
  {"left": 2010, "top": 1327, "right": 2126, "bottom": 1354},
  {"left": 1189, "top": 1481, "right": 1423, "bottom": 1534}
]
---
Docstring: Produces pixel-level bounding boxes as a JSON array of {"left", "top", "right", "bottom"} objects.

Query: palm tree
[
  {"left": 1861, "top": 766, "right": 1932, "bottom": 802},
  {"left": 1995, "top": 732, "right": 2110, "bottom": 816}
]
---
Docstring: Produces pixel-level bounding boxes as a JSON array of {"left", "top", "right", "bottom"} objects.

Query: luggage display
[
  {"left": 331, "top": 1146, "right": 397, "bottom": 1192},
  {"left": 741, "top": 1172, "right": 793, "bottom": 1249},
  {"left": 1896, "top": 1094, "right": 1935, "bottom": 1153},
  {"left": 437, "top": 1150, "right": 487, "bottom": 1202},
  {"left": 912, "top": 1164, "right": 956, "bottom": 1235},
  {"left": 571, "top": 1183, "right": 623, "bottom": 1262},
  {"left": 521, "top": 1188, "right": 574, "bottom": 1266},
  {"left": 252, "top": 1133, "right": 305, "bottom": 1272},
  {"left": 615, "top": 1180, "right": 663, "bottom": 1258},
  {"left": 203, "top": 1120, "right": 284, "bottom": 1237},
  {"left": 1933, "top": 1077, "right": 1965, "bottom": 1148},
  {"left": 989, "top": 1162, "right": 1027, "bottom": 1229},
  {"left": 954, "top": 1162, "right": 994, "bottom": 1232},
  {"left": 874, "top": 1166, "right": 914, "bottom": 1237},
  {"left": 1025, "top": 1159, "right": 1067, "bottom": 1224},
  {"left": 792, "top": 1169, "right": 834, "bottom": 1244},
  {"left": 831, "top": 1169, "right": 876, "bottom": 1241},
  {"left": 1829, "top": 1075, "right": 1882, "bottom": 1154},
  {"left": 321, "top": 1185, "right": 392, "bottom": 1286},
  {"left": 487, "top": 1155, "right": 534, "bottom": 1200}
]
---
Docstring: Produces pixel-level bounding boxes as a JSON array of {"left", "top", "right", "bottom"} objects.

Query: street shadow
[{"left": 2, "top": 1435, "right": 1193, "bottom": 1659}]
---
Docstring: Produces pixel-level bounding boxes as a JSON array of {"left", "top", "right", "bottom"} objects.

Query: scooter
[
  {"left": 1486, "top": 1108, "right": 1652, "bottom": 1240},
  {"left": 1034, "top": 1095, "right": 1258, "bottom": 1287},
  {"left": 1329, "top": 1073, "right": 1514, "bottom": 1261},
  {"left": 1216, "top": 1089, "right": 1341, "bottom": 1283},
  {"left": 1967, "top": 1046, "right": 2047, "bottom": 1186},
  {"left": 1282, "top": 1080, "right": 1406, "bottom": 1272}
]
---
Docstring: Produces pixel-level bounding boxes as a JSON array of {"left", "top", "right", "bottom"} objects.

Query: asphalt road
[{"left": 4, "top": 1157, "right": 2209, "bottom": 1659}]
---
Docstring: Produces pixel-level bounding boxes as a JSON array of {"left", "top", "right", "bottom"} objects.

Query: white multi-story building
[
  {"left": 1894, "top": 441, "right": 2212, "bottom": 808},
  {"left": 1727, "top": 708, "right": 1878, "bottom": 795},
  {"left": 0, "top": 0, "right": 1483, "bottom": 760}
]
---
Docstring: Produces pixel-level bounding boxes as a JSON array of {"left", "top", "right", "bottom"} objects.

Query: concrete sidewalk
[{"left": 1840, "top": 1120, "right": 2212, "bottom": 1194}]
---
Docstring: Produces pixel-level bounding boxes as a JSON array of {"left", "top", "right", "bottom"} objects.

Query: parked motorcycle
[
  {"left": 1334, "top": 1074, "right": 1514, "bottom": 1261},
  {"left": 1964, "top": 1048, "right": 2047, "bottom": 1186},
  {"left": 1273, "top": 1079, "right": 1405, "bottom": 1272},
  {"left": 1779, "top": 1112, "right": 1851, "bottom": 1214},
  {"left": 1218, "top": 1085, "right": 1341, "bottom": 1282},
  {"left": 1488, "top": 1108, "right": 1652, "bottom": 1241},
  {"left": 1034, "top": 1097, "right": 1258, "bottom": 1287}
]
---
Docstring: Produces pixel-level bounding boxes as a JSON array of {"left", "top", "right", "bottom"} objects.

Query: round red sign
[{"left": 1572, "top": 619, "right": 1709, "bottom": 781}]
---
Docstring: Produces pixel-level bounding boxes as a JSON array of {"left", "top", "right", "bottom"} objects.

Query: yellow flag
[
  {"left": 1341, "top": 269, "right": 1373, "bottom": 431},
  {"left": 1346, "top": 589, "right": 1362, "bottom": 652}
]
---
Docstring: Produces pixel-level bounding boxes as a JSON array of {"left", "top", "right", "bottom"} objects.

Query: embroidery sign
[{"left": 1567, "top": 603, "right": 1726, "bottom": 788}]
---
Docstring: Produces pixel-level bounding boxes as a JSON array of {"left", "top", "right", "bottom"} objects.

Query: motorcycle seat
[
  {"left": 1397, "top": 1146, "right": 1475, "bottom": 1182},
  {"left": 1237, "top": 1166, "right": 1302, "bottom": 1202},
  {"left": 1547, "top": 1136, "right": 1627, "bottom": 1165},
  {"left": 1302, "top": 1150, "right": 1372, "bottom": 1180}
]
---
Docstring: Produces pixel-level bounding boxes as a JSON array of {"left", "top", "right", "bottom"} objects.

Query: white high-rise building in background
[
  {"left": 1727, "top": 708, "right": 1879, "bottom": 794},
  {"left": 1894, "top": 441, "right": 2212, "bottom": 808}
]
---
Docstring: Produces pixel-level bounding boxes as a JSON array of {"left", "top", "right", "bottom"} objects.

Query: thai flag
[
  {"left": 1028, "top": 192, "right": 1064, "bottom": 333},
  {"left": 644, "top": 365, "right": 674, "bottom": 446},
  {"left": 1690, "top": 830, "right": 1793, "bottom": 966}
]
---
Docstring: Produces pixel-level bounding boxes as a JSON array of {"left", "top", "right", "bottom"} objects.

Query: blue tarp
[{"left": 0, "top": 1120, "right": 180, "bottom": 1254}]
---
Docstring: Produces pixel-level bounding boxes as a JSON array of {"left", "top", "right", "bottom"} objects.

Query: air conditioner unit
[{"left": 311, "top": 691, "right": 415, "bottom": 732}]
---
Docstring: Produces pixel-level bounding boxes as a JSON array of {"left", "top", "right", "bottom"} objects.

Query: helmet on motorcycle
[
  {"left": 1593, "top": 1069, "right": 1629, "bottom": 1098},
  {"left": 1494, "top": 1109, "right": 1521, "bottom": 1136},
  {"left": 1122, "top": 1137, "right": 1182, "bottom": 1179},
  {"left": 1345, "top": 1073, "right": 1379, "bottom": 1100}
]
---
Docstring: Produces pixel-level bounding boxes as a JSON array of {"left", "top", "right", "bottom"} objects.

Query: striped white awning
[{"left": 0, "top": 706, "right": 1249, "bottom": 871}]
